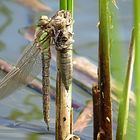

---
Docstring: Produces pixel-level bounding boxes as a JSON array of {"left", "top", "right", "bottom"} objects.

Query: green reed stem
[
  {"left": 60, "top": 0, "right": 67, "bottom": 10},
  {"left": 134, "top": 0, "right": 140, "bottom": 139},
  {"left": 97, "top": 0, "right": 112, "bottom": 139},
  {"left": 116, "top": 30, "right": 135, "bottom": 140},
  {"left": 67, "top": 0, "right": 73, "bottom": 14}
]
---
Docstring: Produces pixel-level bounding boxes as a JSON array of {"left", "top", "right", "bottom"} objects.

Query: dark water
[{"left": 0, "top": 0, "right": 134, "bottom": 140}]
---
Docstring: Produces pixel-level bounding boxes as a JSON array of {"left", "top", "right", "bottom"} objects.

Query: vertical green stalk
[
  {"left": 116, "top": 30, "right": 135, "bottom": 140},
  {"left": 67, "top": 0, "right": 73, "bottom": 14},
  {"left": 60, "top": 0, "right": 67, "bottom": 10},
  {"left": 56, "top": 1, "right": 73, "bottom": 140},
  {"left": 134, "top": 0, "right": 140, "bottom": 139},
  {"left": 97, "top": 0, "right": 112, "bottom": 139}
]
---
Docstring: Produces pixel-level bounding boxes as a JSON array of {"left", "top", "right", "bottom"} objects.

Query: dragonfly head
[{"left": 38, "top": 16, "right": 49, "bottom": 27}]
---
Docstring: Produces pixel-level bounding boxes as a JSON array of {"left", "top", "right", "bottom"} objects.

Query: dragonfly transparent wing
[{"left": 0, "top": 43, "right": 42, "bottom": 99}]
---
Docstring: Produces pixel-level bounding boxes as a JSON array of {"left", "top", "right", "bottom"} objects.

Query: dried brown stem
[
  {"left": 54, "top": 10, "right": 73, "bottom": 140},
  {"left": 55, "top": 52, "right": 71, "bottom": 139},
  {"left": 92, "top": 85, "right": 100, "bottom": 140},
  {"left": 98, "top": 0, "right": 112, "bottom": 139}
]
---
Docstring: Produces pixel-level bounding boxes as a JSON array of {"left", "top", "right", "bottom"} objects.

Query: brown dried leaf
[
  {"left": 16, "top": 0, "right": 52, "bottom": 12},
  {"left": 73, "top": 101, "right": 93, "bottom": 132}
]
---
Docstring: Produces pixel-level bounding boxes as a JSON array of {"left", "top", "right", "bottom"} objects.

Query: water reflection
[
  {"left": 0, "top": 41, "right": 6, "bottom": 51},
  {"left": 0, "top": 2, "right": 12, "bottom": 51},
  {"left": 9, "top": 94, "right": 42, "bottom": 121},
  {"left": 26, "top": 133, "right": 40, "bottom": 140},
  {"left": 0, "top": 2, "right": 12, "bottom": 33},
  {"left": 26, "top": 133, "right": 55, "bottom": 140}
]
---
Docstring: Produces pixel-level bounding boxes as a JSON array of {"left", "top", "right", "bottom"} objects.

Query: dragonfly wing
[
  {"left": 0, "top": 67, "right": 23, "bottom": 99},
  {"left": 0, "top": 43, "right": 42, "bottom": 99},
  {"left": 16, "top": 43, "right": 42, "bottom": 82}
]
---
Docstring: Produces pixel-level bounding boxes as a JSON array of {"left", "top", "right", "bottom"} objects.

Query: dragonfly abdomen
[
  {"left": 58, "top": 48, "right": 72, "bottom": 91},
  {"left": 42, "top": 49, "right": 51, "bottom": 131}
]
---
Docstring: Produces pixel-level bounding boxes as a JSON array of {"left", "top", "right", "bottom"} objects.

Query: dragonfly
[
  {"left": 51, "top": 11, "right": 73, "bottom": 91},
  {"left": 0, "top": 10, "right": 73, "bottom": 130},
  {"left": 0, "top": 15, "right": 52, "bottom": 130}
]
